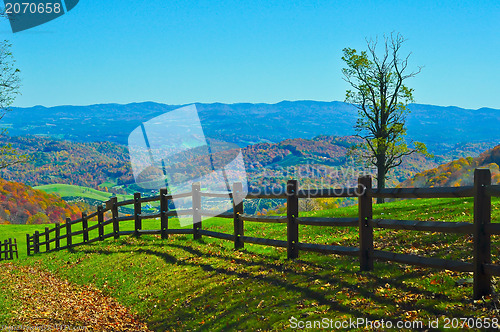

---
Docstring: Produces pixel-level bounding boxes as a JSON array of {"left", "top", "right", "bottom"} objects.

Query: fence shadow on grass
[{"left": 74, "top": 238, "right": 478, "bottom": 330}]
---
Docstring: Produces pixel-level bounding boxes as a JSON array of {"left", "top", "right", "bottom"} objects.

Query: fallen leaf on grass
[{"left": 1, "top": 263, "right": 151, "bottom": 332}]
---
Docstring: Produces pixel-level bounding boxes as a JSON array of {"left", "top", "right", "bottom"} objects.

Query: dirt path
[{"left": 0, "top": 263, "right": 151, "bottom": 331}]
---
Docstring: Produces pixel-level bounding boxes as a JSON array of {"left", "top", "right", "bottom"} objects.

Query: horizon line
[{"left": 11, "top": 100, "right": 499, "bottom": 111}]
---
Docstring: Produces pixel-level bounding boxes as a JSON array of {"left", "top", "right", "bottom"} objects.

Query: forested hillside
[
  {"left": 0, "top": 135, "right": 440, "bottom": 194},
  {"left": 243, "top": 135, "right": 438, "bottom": 189},
  {"left": 0, "top": 136, "right": 132, "bottom": 193},
  {"left": 0, "top": 177, "right": 83, "bottom": 225},
  {"left": 5, "top": 134, "right": 494, "bottom": 196},
  {"left": 401, "top": 145, "right": 500, "bottom": 187},
  {"left": 2, "top": 135, "right": 494, "bottom": 220}
]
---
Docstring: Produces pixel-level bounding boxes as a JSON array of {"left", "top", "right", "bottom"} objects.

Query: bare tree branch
[{"left": 0, "top": 39, "right": 24, "bottom": 170}]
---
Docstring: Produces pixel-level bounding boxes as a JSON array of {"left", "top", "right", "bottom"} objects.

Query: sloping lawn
[{"left": 1, "top": 197, "right": 500, "bottom": 330}]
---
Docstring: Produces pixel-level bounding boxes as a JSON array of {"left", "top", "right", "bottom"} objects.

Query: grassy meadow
[
  {"left": 1, "top": 196, "right": 500, "bottom": 330},
  {"left": 34, "top": 183, "right": 132, "bottom": 202}
]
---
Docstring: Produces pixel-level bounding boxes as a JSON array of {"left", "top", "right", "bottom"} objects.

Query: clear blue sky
[{"left": 2, "top": 0, "right": 499, "bottom": 109}]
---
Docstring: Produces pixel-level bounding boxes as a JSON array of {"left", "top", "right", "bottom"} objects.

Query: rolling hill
[
  {"left": 2, "top": 133, "right": 498, "bottom": 205},
  {"left": 1, "top": 135, "right": 441, "bottom": 195},
  {"left": 0, "top": 135, "right": 132, "bottom": 193},
  {"left": 401, "top": 145, "right": 500, "bottom": 187},
  {"left": 0, "top": 177, "right": 83, "bottom": 225},
  {"left": 33, "top": 184, "right": 131, "bottom": 202}
]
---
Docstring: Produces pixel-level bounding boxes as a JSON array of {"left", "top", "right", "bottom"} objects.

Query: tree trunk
[{"left": 376, "top": 161, "right": 386, "bottom": 204}]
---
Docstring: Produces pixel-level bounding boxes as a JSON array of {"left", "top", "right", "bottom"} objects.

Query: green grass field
[
  {"left": 34, "top": 183, "right": 132, "bottom": 202},
  {"left": 2, "top": 197, "right": 500, "bottom": 330}
]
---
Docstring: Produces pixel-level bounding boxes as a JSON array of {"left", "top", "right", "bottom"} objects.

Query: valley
[{"left": 0, "top": 131, "right": 498, "bottom": 222}]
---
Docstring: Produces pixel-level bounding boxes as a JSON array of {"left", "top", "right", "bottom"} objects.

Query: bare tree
[{"left": 342, "top": 33, "right": 429, "bottom": 202}]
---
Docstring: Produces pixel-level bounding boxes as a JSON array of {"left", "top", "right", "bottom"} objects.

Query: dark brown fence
[
  {"left": 0, "top": 238, "right": 18, "bottom": 261},
  {"left": 27, "top": 168, "right": 500, "bottom": 299}
]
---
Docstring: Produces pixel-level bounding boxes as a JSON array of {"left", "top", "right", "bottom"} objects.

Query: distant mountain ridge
[{"left": 5, "top": 101, "right": 500, "bottom": 155}]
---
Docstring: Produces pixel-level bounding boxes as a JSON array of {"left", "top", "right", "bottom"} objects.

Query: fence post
[
  {"left": 110, "top": 197, "right": 119, "bottom": 239},
  {"left": 8, "top": 238, "right": 13, "bottom": 260},
  {"left": 1, "top": 240, "right": 4, "bottom": 260},
  {"left": 66, "top": 218, "right": 72, "bottom": 248},
  {"left": 82, "top": 213, "right": 89, "bottom": 243},
  {"left": 287, "top": 180, "right": 299, "bottom": 259},
  {"left": 134, "top": 193, "right": 142, "bottom": 237},
  {"left": 44, "top": 227, "right": 50, "bottom": 252},
  {"left": 233, "top": 182, "right": 244, "bottom": 249},
  {"left": 473, "top": 168, "right": 492, "bottom": 299},
  {"left": 26, "top": 234, "right": 31, "bottom": 256},
  {"left": 98, "top": 205, "right": 104, "bottom": 241},
  {"left": 12, "top": 239, "right": 18, "bottom": 259},
  {"left": 34, "top": 231, "right": 39, "bottom": 254},
  {"left": 193, "top": 183, "right": 202, "bottom": 240},
  {"left": 160, "top": 188, "right": 169, "bottom": 239},
  {"left": 55, "top": 223, "right": 60, "bottom": 250},
  {"left": 358, "top": 175, "right": 373, "bottom": 271}
]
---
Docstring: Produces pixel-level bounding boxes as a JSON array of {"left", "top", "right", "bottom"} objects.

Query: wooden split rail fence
[
  {"left": 0, "top": 238, "right": 18, "bottom": 261},
  {"left": 27, "top": 168, "right": 500, "bottom": 299}
]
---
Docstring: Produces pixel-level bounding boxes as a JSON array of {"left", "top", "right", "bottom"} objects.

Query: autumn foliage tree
[{"left": 342, "top": 33, "right": 429, "bottom": 202}]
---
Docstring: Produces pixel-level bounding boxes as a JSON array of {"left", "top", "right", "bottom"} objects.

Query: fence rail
[
  {"left": 26, "top": 168, "right": 500, "bottom": 300},
  {"left": 0, "top": 238, "right": 18, "bottom": 261}
]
